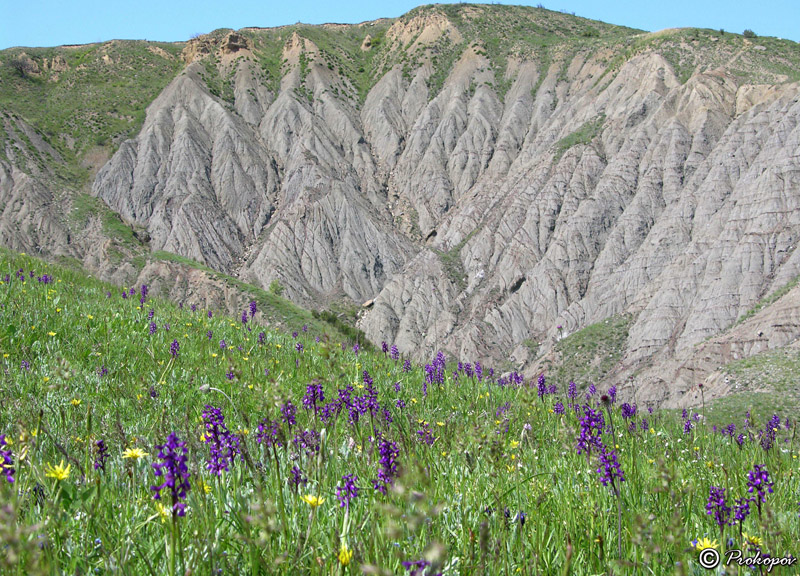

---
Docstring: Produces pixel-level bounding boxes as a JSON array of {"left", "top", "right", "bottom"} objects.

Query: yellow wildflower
[
  {"left": 45, "top": 460, "right": 71, "bottom": 481},
  {"left": 70, "top": 398, "right": 81, "bottom": 407},
  {"left": 692, "top": 537, "right": 718, "bottom": 551},
  {"left": 743, "top": 533, "right": 763, "bottom": 547},
  {"left": 338, "top": 544, "right": 354, "bottom": 566},
  {"left": 300, "top": 494, "right": 325, "bottom": 508},
  {"left": 156, "top": 502, "right": 170, "bottom": 523},
  {"left": 48, "top": 331, "right": 56, "bottom": 337},
  {"left": 123, "top": 447, "right": 149, "bottom": 460}
]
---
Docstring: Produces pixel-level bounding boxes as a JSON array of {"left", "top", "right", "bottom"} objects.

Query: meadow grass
[{"left": 0, "top": 248, "right": 798, "bottom": 575}]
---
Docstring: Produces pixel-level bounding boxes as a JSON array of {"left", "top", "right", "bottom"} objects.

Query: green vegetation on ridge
[{"left": 0, "top": 41, "right": 185, "bottom": 171}]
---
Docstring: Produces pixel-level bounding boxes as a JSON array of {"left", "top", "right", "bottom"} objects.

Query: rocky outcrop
[{"left": 7, "top": 6, "right": 800, "bottom": 408}]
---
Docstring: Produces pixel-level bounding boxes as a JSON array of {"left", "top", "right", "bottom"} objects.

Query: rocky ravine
[{"left": 7, "top": 5, "right": 800, "bottom": 407}]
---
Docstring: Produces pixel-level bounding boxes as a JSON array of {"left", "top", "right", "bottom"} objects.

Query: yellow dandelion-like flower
[
  {"left": 87, "top": 315, "right": 93, "bottom": 320},
  {"left": 300, "top": 494, "right": 325, "bottom": 508},
  {"left": 70, "top": 398, "right": 81, "bottom": 407},
  {"left": 45, "top": 460, "right": 71, "bottom": 481},
  {"left": 743, "top": 533, "right": 763, "bottom": 547},
  {"left": 199, "top": 479, "right": 212, "bottom": 494},
  {"left": 212, "top": 353, "right": 218, "bottom": 358},
  {"left": 156, "top": 502, "right": 170, "bottom": 523},
  {"left": 436, "top": 422, "right": 445, "bottom": 427},
  {"left": 123, "top": 447, "right": 149, "bottom": 460},
  {"left": 692, "top": 537, "right": 718, "bottom": 551},
  {"left": 338, "top": 544, "right": 354, "bottom": 566},
  {"left": 48, "top": 332, "right": 56, "bottom": 337}
]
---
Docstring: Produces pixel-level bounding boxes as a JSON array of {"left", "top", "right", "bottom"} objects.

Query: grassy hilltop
[{"left": 0, "top": 248, "right": 797, "bottom": 574}]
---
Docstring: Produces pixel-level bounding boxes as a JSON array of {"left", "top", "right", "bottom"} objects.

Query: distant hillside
[{"left": 2, "top": 4, "right": 800, "bottom": 407}]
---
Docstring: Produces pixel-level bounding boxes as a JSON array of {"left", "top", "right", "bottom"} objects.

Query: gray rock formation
[{"left": 7, "top": 6, "right": 800, "bottom": 407}]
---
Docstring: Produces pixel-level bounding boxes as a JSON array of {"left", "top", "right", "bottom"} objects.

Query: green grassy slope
[{"left": 0, "top": 248, "right": 797, "bottom": 574}]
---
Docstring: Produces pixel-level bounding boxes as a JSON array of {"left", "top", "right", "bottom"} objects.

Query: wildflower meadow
[{"left": 0, "top": 248, "right": 798, "bottom": 575}]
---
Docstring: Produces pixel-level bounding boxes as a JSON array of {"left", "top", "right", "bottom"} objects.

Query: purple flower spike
[
  {"left": 373, "top": 435, "right": 400, "bottom": 494},
  {"left": 747, "top": 465, "right": 774, "bottom": 517},
  {"left": 706, "top": 486, "right": 731, "bottom": 527},
  {"left": 0, "top": 435, "right": 15, "bottom": 483},
  {"left": 597, "top": 444, "right": 625, "bottom": 488},
  {"left": 201, "top": 405, "right": 240, "bottom": 476},
  {"left": 151, "top": 432, "right": 191, "bottom": 517},
  {"left": 336, "top": 474, "right": 359, "bottom": 508},
  {"left": 94, "top": 440, "right": 109, "bottom": 473}
]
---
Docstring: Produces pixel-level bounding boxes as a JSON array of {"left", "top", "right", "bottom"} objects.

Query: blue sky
[{"left": 1, "top": 0, "right": 797, "bottom": 49}]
